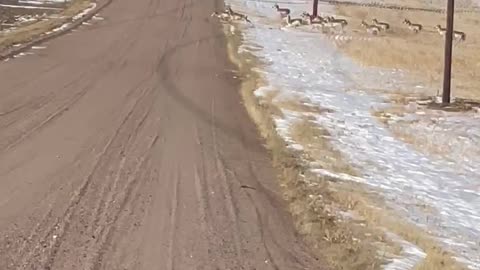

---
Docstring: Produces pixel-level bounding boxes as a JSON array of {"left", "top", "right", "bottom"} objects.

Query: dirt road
[{"left": 0, "top": 0, "right": 324, "bottom": 269}]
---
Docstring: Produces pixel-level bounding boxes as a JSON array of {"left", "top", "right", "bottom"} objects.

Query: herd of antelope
[{"left": 211, "top": 4, "right": 466, "bottom": 42}]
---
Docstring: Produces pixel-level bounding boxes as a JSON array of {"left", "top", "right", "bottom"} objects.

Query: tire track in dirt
[
  {"left": 193, "top": 121, "right": 243, "bottom": 268},
  {"left": 210, "top": 98, "right": 244, "bottom": 265},
  {"left": 16, "top": 78, "right": 154, "bottom": 269},
  {"left": 0, "top": 64, "right": 62, "bottom": 110},
  {"left": 0, "top": 8, "right": 151, "bottom": 135},
  {"left": 193, "top": 163, "right": 210, "bottom": 235},
  {"left": 0, "top": 67, "right": 92, "bottom": 129},
  {"left": 221, "top": 154, "right": 283, "bottom": 270},
  {"left": 3, "top": 139, "right": 113, "bottom": 268},
  {"left": 90, "top": 135, "right": 159, "bottom": 270},
  {"left": 45, "top": 86, "right": 156, "bottom": 268},
  {"left": 89, "top": 96, "right": 155, "bottom": 235},
  {"left": 1, "top": 77, "right": 95, "bottom": 153},
  {"left": 166, "top": 168, "right": 180, "bottom": 270},
  {"left": 227, "top": 159, "right": 311, "bottom": 270},
  {"left": 0, "top": 34, "right": 146, "bottom": 154},
  {"left": 85, "top": 2, "right": 161, "bottom": 227},
  {"left": 3, "top": 74, "right": 155, "bottom": 270},
  {"left": 193, "top": 124, "right": 212, "bottom": 239}
]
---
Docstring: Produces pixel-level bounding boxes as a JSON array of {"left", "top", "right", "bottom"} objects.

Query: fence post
[
  {"left": 442, "top": 0, "right": 455, "bottom": 104},
  {"left": 313, "top": 0, "right": 319, "bottom": 17}
]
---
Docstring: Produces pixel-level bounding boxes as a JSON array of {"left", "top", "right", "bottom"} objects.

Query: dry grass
[
  {"left": 375, "top": 109, "right": 450, "bottom": 157},
  {"left": 289, "top": 118, "right": 359, "bottom": 177},
  {"left": 373, "top": 104, "right": 462, "bottom": 160},
  {"left": 275, "top": 97, "right": 334, "bottom": 114},
  {"left": 335, "top": 5, "right": 480, "bottom": 100},
  {"left": 225, "top": 24, "right": 385, "bottom": 270},
  {"left": 224, "top": 20, "right": 468, "bottom": 270},
  {"left": 0, "top": 0, "right": 91, "bottom": 50},
  {"left": 291, "top": 115, "right": 465, "bottom": 270},
  {"left": 370, "top": 90, "right": 477, "bottom": 159},
  {"left": 331, "top": 183, "right": 466, "bottom": 270}
]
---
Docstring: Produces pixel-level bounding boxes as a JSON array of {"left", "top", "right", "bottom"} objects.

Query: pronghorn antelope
[
  {"left": 323, "top": 16, "right": 348, "bottom": 32},
  {"left": 403, "top": 19, "right": 422, "bottom": 33},
  {"left": 211, "top": 11, "right": 232, "bottom": 21},
  {"left": 273, "top": 4, "right": 291, "bottom": 18},
  {"left": 434, "top": 25, "right": 466, "bottom": 42},
  {"left": 308, "top": 16, "right": 325, "bottom": 30},
  {"left": 225, "top": 6, "right": 252, "bottom": 23},
  {"left": 300, "top": 12, "right": 324, "bottom": 29},
  {"left": 372, "top": 18, "right": 389, "bottom": 31},
  {"left": 361, "top": 20, "right": 381, "bottom": 35},
  {"left": 326, "top": 16, "right": 348, "bottom": 26},
  {"left": 301, "top": 12, "right": 324, "bottom": 23},
  {"left": 284, "top": 15, "right": 305, "bottom": 27}
]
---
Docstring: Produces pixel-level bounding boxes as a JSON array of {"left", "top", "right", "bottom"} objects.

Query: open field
[
  {"left": 334, "top": 4, "right": 480, "bottom": 100},
  {"left": 0, "top": 0, "right": 90, "bottom": 50}
]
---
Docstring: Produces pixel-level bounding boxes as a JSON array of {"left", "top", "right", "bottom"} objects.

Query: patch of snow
[
  {"left": 311, "top": 168, "right": 367, "bottom": 183},
  {"left": 383, "top": 232, "right": 426, "bottom": 270},
  {"left": 92, "top": 15, "right": 104, "bottom": 21},
  {"left": 46, "top": 3, "right": 96, "bottom": 33},
  {"left": 0, "top": 3, "right": 62, "bottom": 10},
  {"left": 19, "top": 0, "right": 70, "bottom": 4},
  {"left": 289, "top": 143, "right": 304, "bottom": 151},
  {"left": 72, "top": 3, "right": 96, "bottom": 21},
  {"left": 254, "top": 85, "right": 274, "bottom": 98},
  {"left": 226, "top": 0, "right": 480, "bottom": 268}
]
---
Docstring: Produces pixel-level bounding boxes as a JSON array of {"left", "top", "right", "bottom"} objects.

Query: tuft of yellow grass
[{"left": 0, "top": 0, "right": 91, "bottom": 50}]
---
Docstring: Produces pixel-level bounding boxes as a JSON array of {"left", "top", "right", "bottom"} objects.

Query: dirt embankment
[{"left": 224, "top": 18, "right": 469, "bottom": 270}]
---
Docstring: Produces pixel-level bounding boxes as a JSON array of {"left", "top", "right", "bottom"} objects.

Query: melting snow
[
  {"left": 72, "top": 3, "right": 96, "bottom": 20},
  {"left": 0, "top": 3, "right": 62, "bottom": 10},
  {"left": 383, "top": 232, "right": 426, "bottom": 270},
  {"left": 45, "top": 3, "right": 96, "bottom": 34},
  {"left": 226, "top": 0, "right": 480, "bottom": 268},
  {"left": 18, "top": 0, "right": 69, "bottom": 4}
]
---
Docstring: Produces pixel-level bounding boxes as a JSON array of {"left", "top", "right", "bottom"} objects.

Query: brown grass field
[{"left": 334, "top": 5, "right": 480, "bottom": 100}]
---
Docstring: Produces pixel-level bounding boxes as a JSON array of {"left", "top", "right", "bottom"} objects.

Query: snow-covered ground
[
  {"left": 226, "top": 0, "right": 480, "bottom": 269},
  {"left": 0, "top": 3, "right": 61, "bottom": 9},
  {"left": 18, "top": 0, "right": 69, "bottom": 4}
]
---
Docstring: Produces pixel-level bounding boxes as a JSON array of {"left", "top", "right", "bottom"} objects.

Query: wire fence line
[
  {"left": 242, "top": 0, "right": 480, "bottom": 13},
  {"left": 316, "top": 0, "right": 480, "bottom": 13}
]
